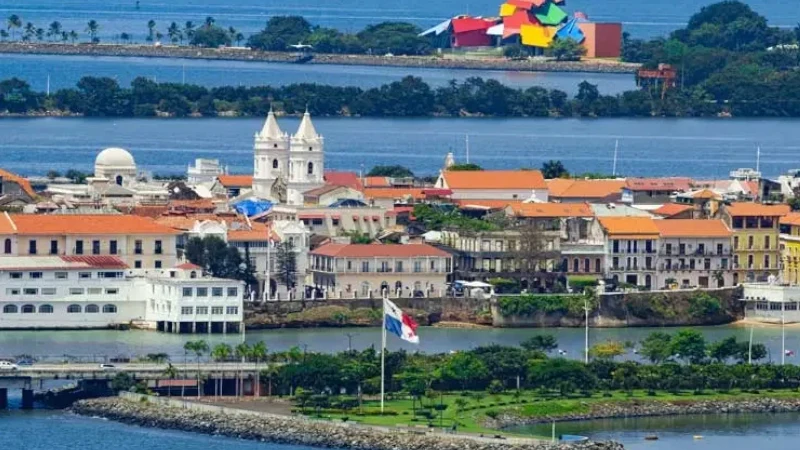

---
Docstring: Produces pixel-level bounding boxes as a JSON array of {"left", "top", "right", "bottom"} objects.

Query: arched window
[
  {"left": 3, "top": 238, "right": 10, "bottom": 254},
  {"left": 360, "top": 282, "right": 370, "bottom": 297},
  {"left": 307, "top": 162, "right": 314, "bottom": 175},
  {"left": 39, "top": 304, "right": 54, "bottom": 313},
  {"left": 413, "top": 281, "right": 422, "bottom": 293},
  {"left": 395, "top": 281, "right": 403, "bottom": 292},
  {"left": 103, "top": 304, "right": 118, "bottom": 313},
  {"left": 190, "top": 271, "right": 197, "bottom": 279},
  {"left": 308, "top": 146, "right": 313, "bottom": 151},
  {"left": 584, "top": 258, "right": 590, "bottom": 273},
  {"left": 272, "top": 159, "right": 279, "bottom": 169},
  {"left": 115, "top": 175, "right": 123, "bottom": 186},
  {"left": 595, "top": 258, "right": 601, "bottom": 273},
  {"left": 21, "top": 304, "right": 35, "bottom": 314},
  {"left": 645, "top": 275, "right": 652, "bottom": 288},
  {"left": 67, "top": 304, "right": 82, "bottom": 313},
  {"left": 273, "top": 143, "right": 278, "bottom": 149},
  {"left": 85, "top": 304, "right": 99, "bottom": 313},
  {"left": 2, "top": 305, "right": 18, "bottom": 314},
  {"left": 572, "top": 258, "right": 579, "bottom": 273},
  {"left": 380, "top": 281, "right": 389, "bottom": 295}
]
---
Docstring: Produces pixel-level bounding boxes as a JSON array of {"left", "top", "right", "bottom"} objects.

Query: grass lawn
[{"left": 299, "top": 388, "right": 800, "bottom": 437}]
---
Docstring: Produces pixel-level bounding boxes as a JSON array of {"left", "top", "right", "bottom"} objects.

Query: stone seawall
[
  {"left": 71, "top": 396, "right": 623, "bottom": 450},
  {"left": 490, "top": 397, "right": 800, "bottom": 428},
  {"left": 0, "top": 42, "right": 639, "bottom": 75}
]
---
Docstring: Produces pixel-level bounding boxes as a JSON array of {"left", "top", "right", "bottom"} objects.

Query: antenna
[
  {"left": 756, "top": 146, "right": 761, "bottom": 173},
  {"left": 465, "top": 134, "right": 470, "bottom": 164},
  {"left": 612, "top": 139, "right": 619, "bottom": 176},
  {"left": 46, "top": 74, "right": 50, "bottom": 97}
]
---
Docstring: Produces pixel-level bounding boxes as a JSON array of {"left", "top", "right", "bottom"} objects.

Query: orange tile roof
[
  {"left": 550, "top": 179, "right": 626, "bottom": 199},
  {"left": 780, "top": 213, "right": 800, "bottom": 227},
  {"left": 625, "top": 177, "right": 693, "bottom": 192},
  {"left": 169, "top": 199, "right": 216, "bottom": 210},
  {"left": 311, "top": 243, "right": 450, "bottom": 258},
  {"left": 691, "top": 189, "right": 721, "bottom": 200},
  {"left": 655, "top": 219, "right": 732, "bottom": 238},
  {"left": 125, "top": 205, "right": 170, "bottom": 218},
  {"left": 364, "top": 176, "right": 392, "bottom": 188},
  {"left": 725, "top": 202, "right": 790, "bottom": 217},
  {"left": 511, "top": 202, "right": 594, "bottom": 218},
  {"left": 545, "top": 178, "right": 574, "bottom": 197},
  {"left": 443, "top": 170, "right": 546, "bottom": 190},
  {"left": 363, "top": 188, "right": 426, "bottom": 200},
  {"left": 598, "top": 217, "right": 659, "bottom": 236},
  {"left": 9, "top": 214, "right": 180, "bottom": 235},
  {"left": 0, "top": 212, "right": 16, "bottom": 234},
  {"left": 0, "top": 168, "right": 36, "bottom": 199},
  {"left": 60, "top": 255, "right": 129, "bottom": 269},
  {"left": 455, "top": 199, "right": 523, "bottom": 210},
  {"left": 652, "top": 203, "right": 694, "bottom": 217},
  {"left": 176, "top": 262, "right": 203, "bottom": 270},
  {"left": 155, "top": 214, "right": 230, "bottom": 231},
  {"left": 216, "top": 175, "right": 253, "bottom": 187},
  {"left": 324, "top": 171, "right": 363, "bottom": 191},
  {"left": 227, "top": 222, "right": 279, "bottom": 242}
]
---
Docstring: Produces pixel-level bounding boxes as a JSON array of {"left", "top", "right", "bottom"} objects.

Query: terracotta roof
[
  {"left": 442, "top": 170, "right": 546, "bottom": 190},
  {"left": 549, "top": 179, "right": 626, "bottom": 199},
  {"left": 511, "top": 202, "right": 594, "bottom": 218},
  {"left": 655, "top": 219, "right": 732, "bottom": 238},
  {"left": 216, "top": 175, "right": 253, "bottom": 187},
  {"left": 364, "top": 176, "right": 392, "bottom": 188},
  {"left": 0, "top": 168, "right": 36, "bottom": 199},
  {"left": 363, "top": 188, "right": 426, "bottom": 200},
  {"left": 598, "top": 217, "right": 659, "bottom": 236},
  {"left": 155, "top": 214, "right": 230, "bottom": 231},
  {"left": 725, "top": 202, "right": 790, "bottom": 217},
  {"left": 781, "top": 213, "right": 800, "bottom": 227},
  {"left": 625, "top": 177, "right": 693, "bottom": 192},
  {"left": 0, "top": 212, "right": 16, "bottom": 234},
  {"left": 545, "top": 178, "right": 574, "bottom": 197},
  {"left": 169, "top": 199, "right": 216, "bottom": 210},
  {"left": 176, "top": 262, "right": 203, "bottom": 270},
  {"left": 227, "top": 223, "right": 278, "bottom": 242},
  {"left": 8, "top": 214, "right": 180, "bottom": 235},
  {"left": 652, "top": 203, "right": 694, "bottom": 217},
  {"left": 311, "top": 243, "right": 450, "bottom": 258},
  {"left": 60, "top": 255, "right": 129, "bottom": 269},
  {"left": 304, "top": 184, "right": 350, "bottom": 198},
  {"left": 691, "top": 189, "right": 721, "bottom": 200},
  {"left": 126, "top": 205, "right": 169, "bottom": 218},
  {"left": 324, "top": 171, "right": 363, "bottom": 191},
  {"left": 455, "top": 199, "right": 522, "bottom": 210}
]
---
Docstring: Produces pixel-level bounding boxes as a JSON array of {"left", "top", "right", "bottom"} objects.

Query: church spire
[
  {"left": 259, "top": 107, "right": 284, "bottom": 139},
  {"left": 294, "top": 109, "right": 319, "bottom": 140}
]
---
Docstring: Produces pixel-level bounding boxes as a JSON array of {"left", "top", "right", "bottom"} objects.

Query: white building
[
  {"left": 187, "top": 158, "right": 225, "bottom": 185},
  {"left": 252, "top": 109, "right": 325, "bottom": 206},
  {"left": 742, "top": 281, "right": 800, "bottom": 324},
  {"left": 0, "top": 256, "right": 244, "bottom": 332}
]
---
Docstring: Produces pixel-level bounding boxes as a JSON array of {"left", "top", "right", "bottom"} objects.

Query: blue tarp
[
  {"left": 555, "top": 18, "right": 585, "bottom": 43},
  {"left": 234, "top": 199, "right": 273, "bottom": 217}
]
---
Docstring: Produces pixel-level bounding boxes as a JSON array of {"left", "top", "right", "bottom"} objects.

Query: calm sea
[{"left": 0, "top": 0, "right": 795, "bottom": 41}]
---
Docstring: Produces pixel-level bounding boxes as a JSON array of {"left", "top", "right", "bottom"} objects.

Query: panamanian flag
[{"left": 383, "top": 298, "right": 419, "bottom": 344}]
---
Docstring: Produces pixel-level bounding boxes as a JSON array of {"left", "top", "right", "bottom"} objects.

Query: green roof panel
[{"left": 534, "top": 3, "right": 568, "bottom": 26}]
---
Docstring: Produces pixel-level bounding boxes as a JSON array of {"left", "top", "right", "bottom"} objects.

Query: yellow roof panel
[{"left": 520, "top": 23, "right": 555, "bottom": 47}]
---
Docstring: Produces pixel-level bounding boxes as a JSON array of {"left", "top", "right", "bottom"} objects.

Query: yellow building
[
  {"left": 720, "top": 203, "right": 790, "bottom": 284},
  {"left": 0, "top": 213, "right": 179, "bottom": 269},
  {"left": 780, "top": 213, "right": 800, "bottom": 285}
]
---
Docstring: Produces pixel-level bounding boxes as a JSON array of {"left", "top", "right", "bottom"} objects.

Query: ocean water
[{"left": 0, "top": 0, "right": 795, "bottom": 41}]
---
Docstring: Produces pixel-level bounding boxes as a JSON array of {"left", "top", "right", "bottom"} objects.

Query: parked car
[
  {"left": 0, "top": 361, "right": 19, "bottom": 371},
  {"left": 99, "top": 364, "right": 116, "bottom": 370}
]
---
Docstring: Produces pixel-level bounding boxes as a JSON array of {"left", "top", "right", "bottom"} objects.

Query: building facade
[
  {"left": 654, "top": 219, "right": 734, "bottom": 289},
  {"left": 599, "top": 217, "right": 659, "bottom": 289},
  {"left": 780, "top": 213, "right": 800, "bottom": 285},
  {"left": 435, "top": 170, "right": 548, "bottom": 202},
  {"left": 721, "top": 203, "right": 789, "bottom": 284}
]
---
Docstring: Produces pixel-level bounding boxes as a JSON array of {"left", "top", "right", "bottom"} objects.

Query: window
[
  {"left": 765, "top": 235, "right": 771, "bottom": 250},
  {"left": 134, "top": 261, "right": 142, "bottom": 269},
  {"left": 748, "top": 254, "right": 754, "bottom": 268},
  {"left": 50, "top": 240, "right": 58, "bottom": 255},
  {"left": 211, "top": 306, "right": 224, "bottom": 315},
  {"left": 28, "top": 240, "right": 37, "bottom": 255},
  {"left": 190, "top": 271, "right": 197, "bottom": 279},
  {"left": 98, "top": 271, "right": 123, "bottom": 279},
  {"left": 414, "top": 261, "right": 422, "bottom": 273},
  {"left": 23, "top": 288, "right": 37, "bottom": 295},
  {"left": 430, "top": 260, "right": 436, "bottom": 271},
  {"left": 361, "top": 261, "right": 370, "bottom": 272},
  {"left": 272, "top": 159, "right": 279, "bottom": 169},
  {"left": 395, "top": 261, "right": 404, "bottom": 273},
  {"left": 103, "top": 304, "right": 117, "bottom": 313},
  {"left": 134, "top": 240, "right": 143, "bottom": 255},
  {"left": 75, "top": 240, "right": 83, "bottom": 255},
  {"left": 67, "top": 304, "right": 81, "bottom": 313},
  {"left": 6, "top": 288, "right": 19, "bottom": 295},
  {"left": 764, "top": 255, "right": 770, "bottom": 269},
  {"left": 110, "top": 240, "right": 118, "bottom": 255},
  {"left": 226, "top": 306, "right": 239, "bottom": 315},
  {"left": 39, "top": 304, "right": 53, "bottom": 313},
  {"left": 196, "top": 306, "right": 208, "bottom": 315},
  {"left": 182, "top": 287, "right": 193, "bottom": 297},
  {"left": 3, "top": 305, "right": 18, "bottom": 313},
  {"left": 196, "top": 287, "right": 208, "bottom": 297},
  {"left": 3, "top": 238, "right": 10, "bottom": 254},
  {"left": 155, "top": 260, "right": 162, "bottom": 269},
  {"left": 748, "top": 236, "right": 754, "bottom": 249},
  {"left": 42, "top": 288, "right": 56, "bottom": 295},
  {"left": 85, "top": 304, "right": 99, "bottom": 313},
  {"left": 29, "top": 272, "right": 43, "bottom": 279},
  {"left": 21, "top": 304, "right": 35, "bottom": 314},
  {"left": 212, "top": 287, "right": 223, "bottom": 297},
  {"left": 55, "top": 272, "right": 68, "bottom": 279},
  {"left": 105, "top": 288, "right": 119, "bottom": 295},
  {"left": 79, "top": 272, "right": 91, "bottom": 279},
  {"left": 733, "top": 236, "right": 739, "bottom": 249},
  {"left": 155, "top": 240, "right": 163, "bottom": 255},
  {"left": 612, "top": 240, "right": 619, "bottom": 253},
  {"left": 88, "top": 288, "right": 102, "bottom": 295},
  {"left": 92, "top": 240, "right": 100, "bottom": 255},
  {"left": 69, "top": 288, "right": 84, "bottom": 295},
  {"left": 717, "top": 243, "right": 724, "bottom": 255},
  {"left": 227, "top": 287, "right": 238, "bottom": 297},
  {"left": 10, "top": 272, "right": 22, "bottom": 279}
]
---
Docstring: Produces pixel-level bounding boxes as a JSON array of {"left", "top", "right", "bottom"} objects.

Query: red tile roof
[
  {"left": 363, "top": 188, "right": 426, "bottom": 200},
  {"left": 176, "top": 262, "right": 203, "bottom": 270},
  {"left": 324, "top": 171, "right": 363, "bottom": 191},
  {"left": 780, "top": 213, "right": 800, "bottom": 227},
  {"left": 455, "top": 199, "right": 522, "bottom": 210},
  {"left": 725, "top": 202, "right": 790, "bottom": 217},
  {"left": 227, "top": 222, "right": 278, "bottom": 242},
  {"left": 125, "top": 205, "right": 169, "bottom": 218},
  {"left": 216, "top": 175, "right": 253, "bottom": 187},
  {"left": 442, "top": 170, "right": 546, "bottom": 190},
  {"left": 652, "top": 203, "right": 694, "bottom": 217},
  {"left": 0, "top": 168, "right": 36, "bottom": 199},
  {"left": 9, "top": 214, "right": 180, "bottom": 235},
  {"left": 654, "top": 219, "right": 732, "bottom": 238},
  {"left": 311, "top": 243, "right": 450, "bottom": 258},
  {"left": 60, "top": 256, "right": 129, "bottom": 269},
  {"left": 364, "top": 176, "right": 392, "bottom": 188},
  {"left": 598, "top": 217, "right": 659, "bottom": 237},
  {"left": 549, "top": 179, "right": 626, "bottom": 199},
  {"left": 0, "top": 212, "right": 15, "bottom": 234}
]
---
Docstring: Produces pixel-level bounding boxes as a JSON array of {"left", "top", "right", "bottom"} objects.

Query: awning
[
  {"left": 331, "top": 214, "right": 341, "bottom": 220},
  {"left": 352, "top": 215, "right": 360, "bottom": 220},
  {"left": 372, "top": 216, "right": 380, "bottom": 221}
]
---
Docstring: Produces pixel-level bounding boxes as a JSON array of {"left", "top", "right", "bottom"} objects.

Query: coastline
[
  {"left": 0, "top": 42, "right": 639, "bottom": 75},
  {"left": 71, "top": 395, "right": 621, "bottom": 450}
]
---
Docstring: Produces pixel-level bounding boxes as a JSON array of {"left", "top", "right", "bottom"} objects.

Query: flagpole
[{"left": 380, "top": 296, "right": 386, "bottom": 413}]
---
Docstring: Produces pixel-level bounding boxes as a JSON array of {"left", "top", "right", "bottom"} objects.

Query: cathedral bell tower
[
  {"left": 252, "top": 108, "right": 289, "bottom": 201},
  {"left": 286, "top": 110, "right": 325, "bottom": 205}
]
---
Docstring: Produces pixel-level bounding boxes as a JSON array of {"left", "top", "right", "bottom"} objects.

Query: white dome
[{"left": 95, "top": 147, "right": 135, "bottom": 168}]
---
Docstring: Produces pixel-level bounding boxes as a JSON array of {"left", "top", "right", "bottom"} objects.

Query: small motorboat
[
  {"left": 693, "top": 435, "right": 704, "bottom": 440},
  {"left": 644, "top": 435, "right": 659, "bottom": 441}
]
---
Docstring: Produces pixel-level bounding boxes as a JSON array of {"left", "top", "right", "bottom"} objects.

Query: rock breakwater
[{"left": 72, "top": 397, "right": 623, "bottom": 450}]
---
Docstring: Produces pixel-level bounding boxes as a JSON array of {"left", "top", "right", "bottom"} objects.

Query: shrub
[
  {"left": 485, "top": 409, "right": 500, "bottom": 419},
  {"left": 688, "top": 292, "right": 722, "bottom": 317}
]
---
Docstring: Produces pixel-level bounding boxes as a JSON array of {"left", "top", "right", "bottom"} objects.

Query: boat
[
  {"left": 644, "top": 435, "right": 659, "bottom": 441},
  {"left": 693, "top": 435, "right": 704, "bottom": 440}
]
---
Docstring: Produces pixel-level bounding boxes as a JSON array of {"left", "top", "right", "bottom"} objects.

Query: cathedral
[{"left": 252, "top": 109, "right": 325, "bottom": 206}]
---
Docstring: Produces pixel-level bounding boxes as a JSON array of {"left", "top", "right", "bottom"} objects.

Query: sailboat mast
[{"left": 612, "top": 139, "right": 619, "bottom": 176}]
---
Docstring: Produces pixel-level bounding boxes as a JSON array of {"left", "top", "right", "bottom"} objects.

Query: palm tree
[
  {"left": 85, "top": 20, "right": 99, "bottom": 43},
  {"left": 120, "top": 32, "right": 130, "bottom": 44},
  {"left": 184, "top": 340, "right": 209, "bottom": 398},
  {"left": 250, "top": 341, "right": 268, "bottom": 396},
  {"left": 204, "top": 16, "right": 215, "bottom": 27},
  {"left": 167, "top": 21, "right": 181, "bottom": 44},
  {"left": 146, "top": 19, "right": 156, "bottom": 42},
  {"left": 22, "top": 22, "right": 35, "bottom": 41},
  {"left": 234, "top": 343, "right": 251, "bottom": 397},
  {"left": 7, "top": 15, "right": 22, "bottom": 41},
  {"left": 47, "top": 21, "right": 62, "bottom": 41},
  {"left": 0, "top": 30, "right": 8, "bottom": 41},
  {"left": 35, "top": 27, "right": 44, "bottom": 41},
  {"left": 162, "top": 363, "right": 178, "bottom": 397},
  {"left": 155, "top": 31, "right": 163, "bottom": 43},
  {"left": 183, "top": 21, "right": 195, "bottom": 41},
  {"left": 234, "top": 32, "right": 244, "bottom": 47},
  {"left": 68, "top": 30, "right": 78, "bottom": 44},
  {"left": 211, "top": 343, "right": 232, "bottom": 397}
]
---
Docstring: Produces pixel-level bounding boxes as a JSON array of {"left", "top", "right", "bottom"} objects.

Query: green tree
[
  {"left": 440, "top": 352, "right": 489, "bottom": 390},
  {"left": 247, "top": 16, "right": 312, "bottom": 51},
  {"left": 520, "top": 335, "right": 558, "bottom": 353},
  {"left": 669, "top": 329, "right": 707, "bottom": 364},
  {"left": 183, "top": 21, "right": 195, "bottom": 41},
  {"left": 447, "top": 163, "right": 482, "bottom": 171},
  {"left": 541, "top": 160, "right": 569, "bottom": 179},
  {"left": 276, "top": 241, "right": 297, "bottom": 289},
  {"left": 110, "top": 372, "right": 135, "bottom": 392},
  {"left": 85, "top": 20, "right": 100, "bottom": 43},
  {"left": 709, "top": 336, "right": 740, "bottom": 362},
  {"left": 184, "top": 340, "right": 209, "bottom": 398},
  {"left": 639, "top": 332, "right": 673, "bottom": 364},
  {"left": 367, "top": 165, "right": 414, "bottom": 178},
  {"left": 357, "top": 22, "right": 431, "bottom": 55},
  {"left": 162, "top": 363, "right": 178, "bottom": 397},
  {"left": 146, "top": 19, "right": 156, "bottom": 42},
  {"left": 6, "top": 15, "right": 22, "bottom": 40},
  {"left": 211, "top": 343, "right": 232, "bottom": 361},
  {"left": 190, "top": 23, "right": 231, "bottom": 48},
  {"left": 546, "top": 38, "right": 587, "bottom": 61},
  {"left": 47, "top": 21, "right": 62, "bottom": 41},
  {"left": 68, "top": 30, "right": 78, "bottom": 43},
  {"left": 589, "top": 341, "right": 626, "bottom": 360},
  {"left": 184, "top": 236, "right": 255, "bottom": 285}
]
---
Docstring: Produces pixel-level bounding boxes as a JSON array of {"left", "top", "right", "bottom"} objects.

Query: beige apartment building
[
  {"left": 310, "top": 243, "right": 452, "bottom": 298},
  {"left": 0, "top": 213, "right": 179, "bottom": 269},
  {"left": 654, "top": 219, "right": 734, "bottom": 289}
]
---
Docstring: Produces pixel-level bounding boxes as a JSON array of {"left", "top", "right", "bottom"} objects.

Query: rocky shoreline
[
  {"left": 489, "top": 397, "right": 800, "bottom": 429},
  {"left": 71, "top": 397, "right": 622, "bottom": 450},
  {"left": 0, "top": 42, "right": 639, "bottom": 75}
]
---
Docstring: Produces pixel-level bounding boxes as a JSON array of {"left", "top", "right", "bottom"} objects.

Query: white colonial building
[
  {"left": 252, "top": 109, "right": 325, "bottom": 206},
  {"left": 0, "top": 256, "right": 244, "bottom": 332}
]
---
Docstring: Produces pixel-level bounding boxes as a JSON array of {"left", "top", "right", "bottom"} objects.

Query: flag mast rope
[{"left": 380, "top": 294, "right": 387, "bottom": 413}]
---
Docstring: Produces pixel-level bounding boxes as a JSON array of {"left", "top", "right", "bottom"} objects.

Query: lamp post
[{"left": 584, "top": 296, "right": 589, "bottom": 364}]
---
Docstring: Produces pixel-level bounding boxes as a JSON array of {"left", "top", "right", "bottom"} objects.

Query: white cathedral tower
[{"left": 251, "top": 108, "right": 325, "bottom": 205}]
